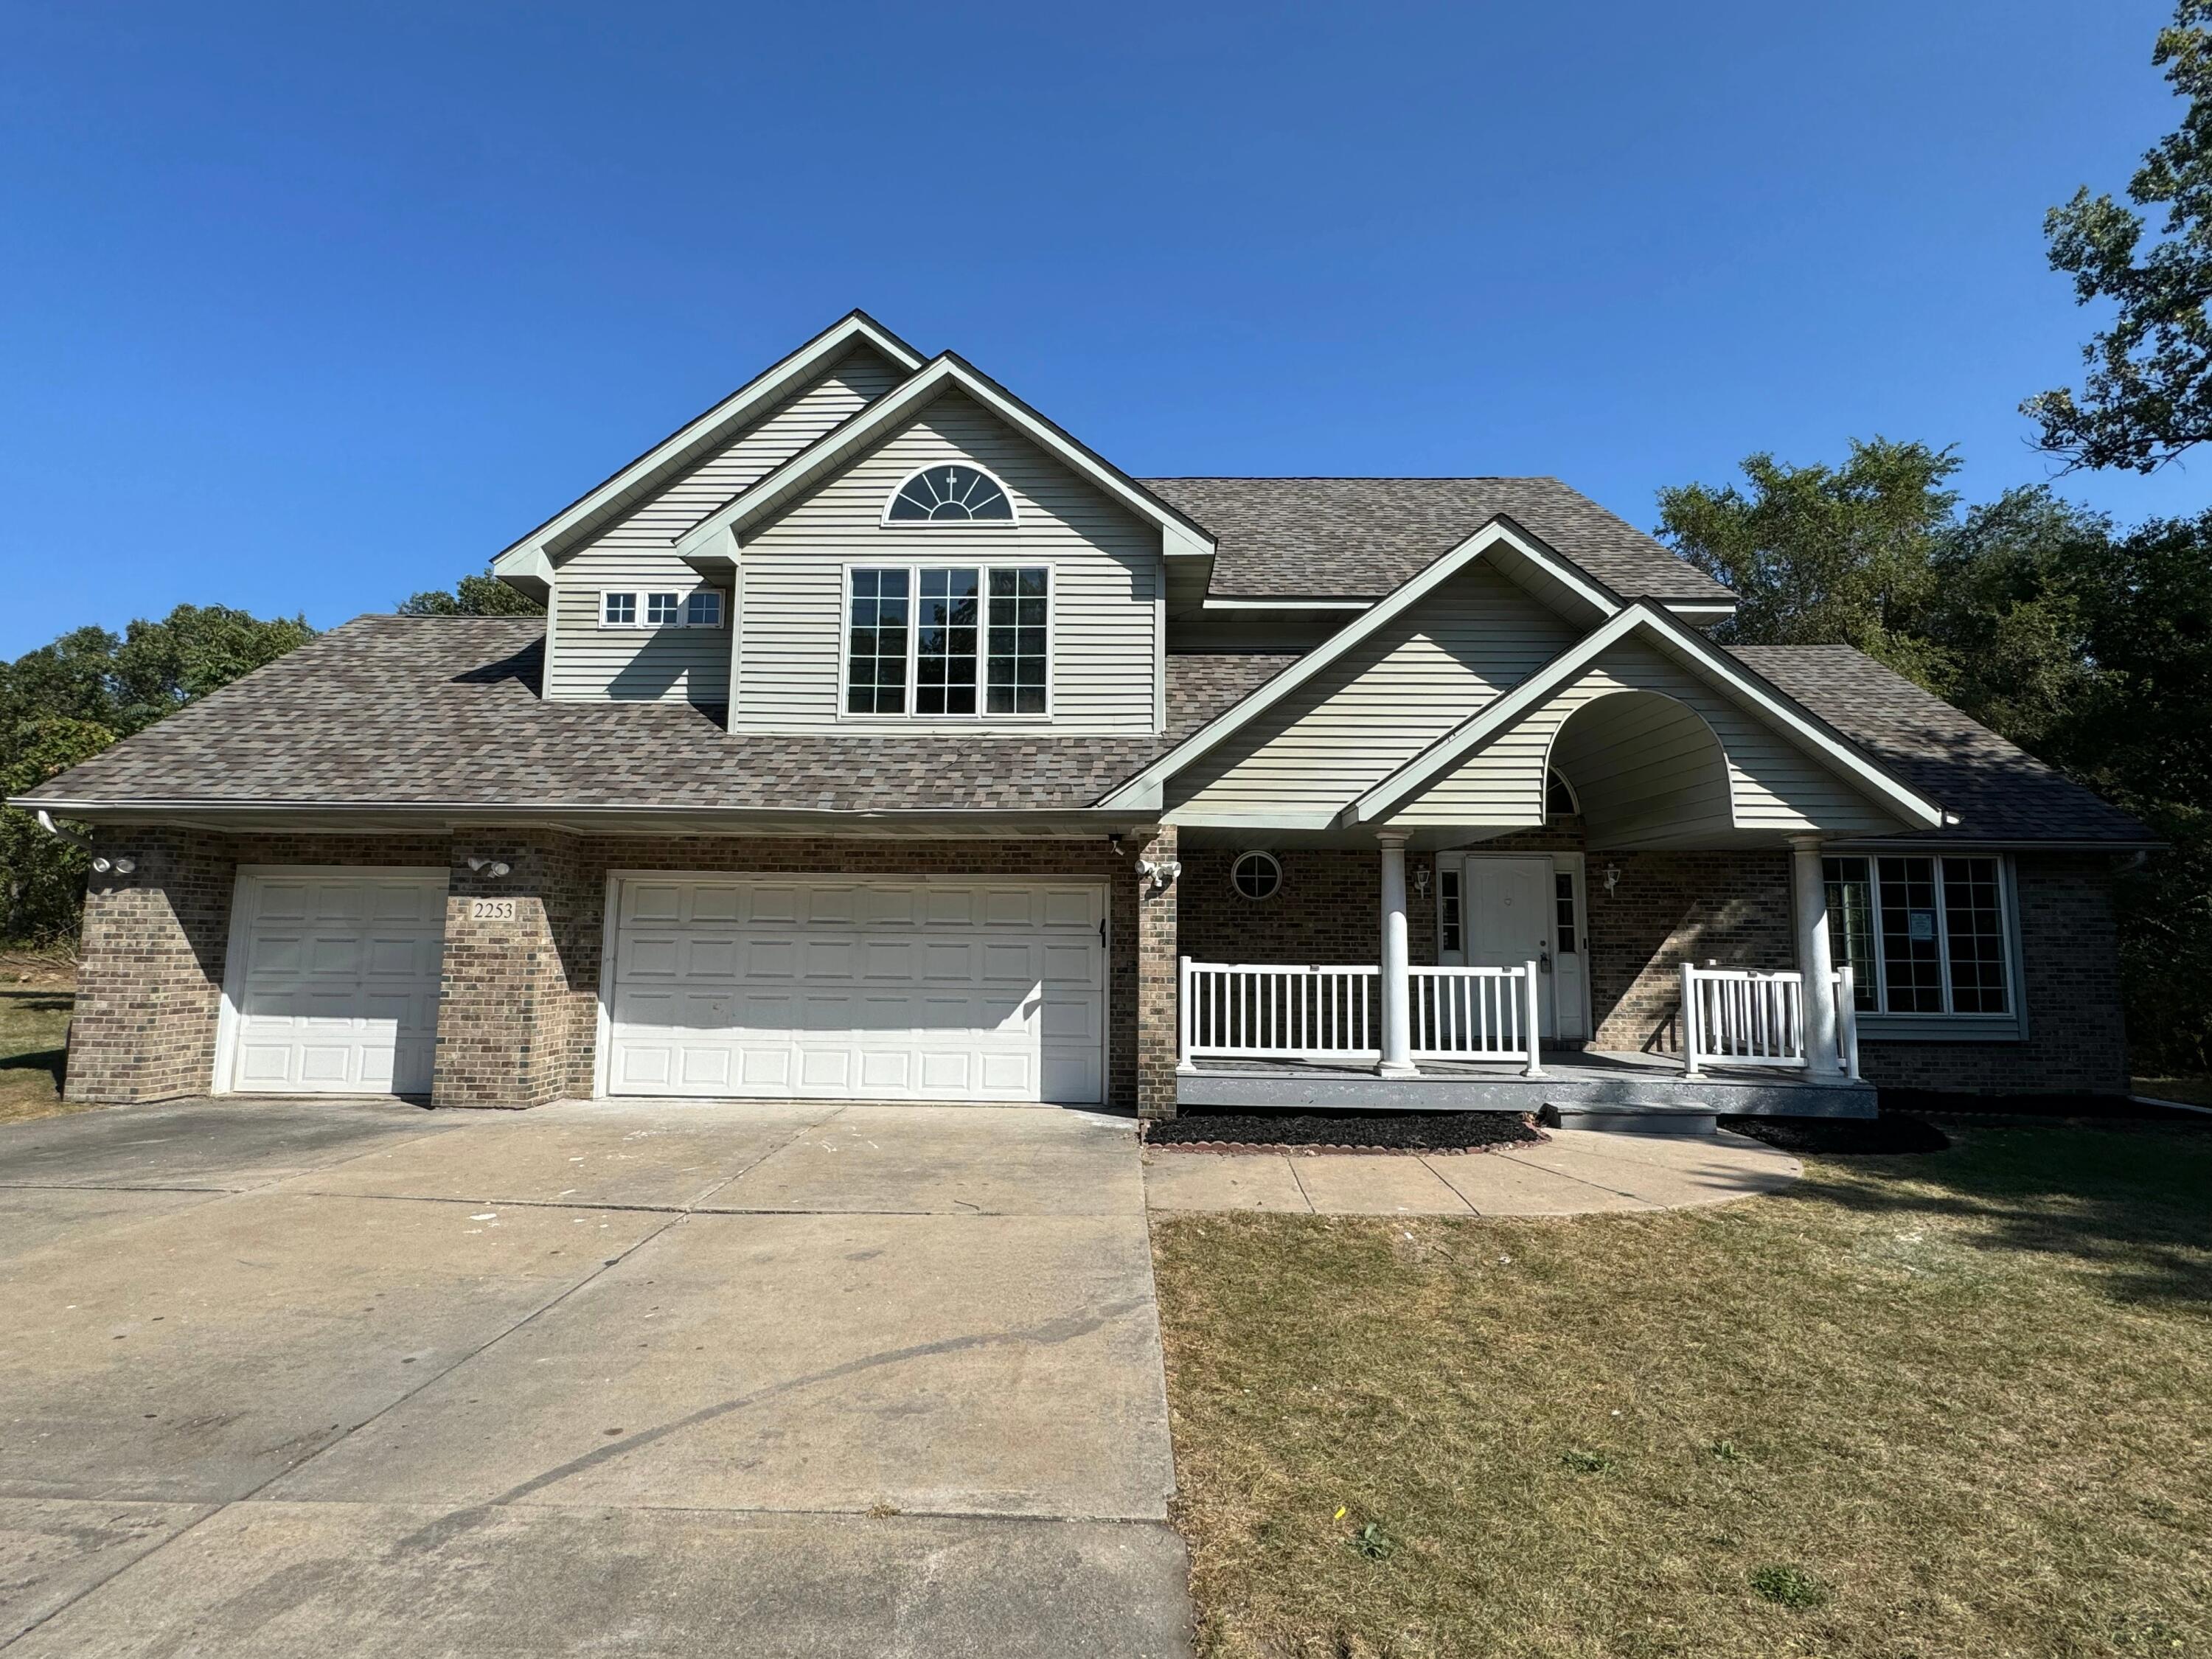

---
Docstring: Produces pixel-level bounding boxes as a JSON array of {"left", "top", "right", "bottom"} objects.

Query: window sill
[{"left": 1857, "top": 1015, "right": 2023, "bottom": 1044}]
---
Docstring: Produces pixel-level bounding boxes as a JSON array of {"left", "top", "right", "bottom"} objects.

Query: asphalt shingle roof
[
  {"left": 1140, "top": 477, "right": 1732, "bottom": 605},
  {"left": 17, "top": 620, "right": 2149, "bottom": 844},
  {"left": 16, "top": 619, "right": 1292, "bottom": 815},
  {"left": 1730, "top": 645, "right": 2150, "bottom": 844}
]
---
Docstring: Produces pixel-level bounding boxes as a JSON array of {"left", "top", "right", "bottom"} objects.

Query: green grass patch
[
  {"left": 0, "top": 973, "right": 78, "bottom": 1124},
  {"left": 1153, "top": 1121, "right": 2212, "bottom": 1658}
]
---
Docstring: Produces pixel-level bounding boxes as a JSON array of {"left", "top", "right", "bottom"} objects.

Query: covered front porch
[{"left": 1171, "top": 824, "right": 1877, "bottom": 1120}]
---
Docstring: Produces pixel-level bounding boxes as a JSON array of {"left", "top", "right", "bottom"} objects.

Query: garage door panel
[
  {"left": 227, "top": 872, "right": 445, "bottom": 1095},
  {"left": 981, "top": 942, "right": 1037, "bottom": 982},
  {"left": 863, "top": 941, "right": 914, "bottom": 979},
  {"left": 807, "top": 887, "right": 855, "bottom": 925},
  {"left": 804, "top": 939, "right": 855, "bottom": 978},
  {"left": 1042, "top": 888, "right": 1095, "bottom": 927},
  {"left": 608, "top": 877, "right": 1104, "bottom": 1103}
]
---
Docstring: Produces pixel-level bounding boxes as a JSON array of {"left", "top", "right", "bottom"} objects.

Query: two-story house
[{"left": 17, "top": 312, "right": 2152, "bottom": 1120}]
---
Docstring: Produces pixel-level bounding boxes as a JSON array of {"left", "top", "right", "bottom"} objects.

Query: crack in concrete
[{"left": 390, "top": 1291, "right": 1153, "bottom": 1554}]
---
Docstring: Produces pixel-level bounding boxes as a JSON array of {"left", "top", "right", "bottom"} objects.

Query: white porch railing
[
  {"left": 1178, "top": 958, "right": 1543, "bottom": 1077},
  {"left": 1680, "top": 962, "right": 1860, "bottom": 1080},
  {"left": 1411, "top": 964, "right": 1543, "bottom": 1074}
]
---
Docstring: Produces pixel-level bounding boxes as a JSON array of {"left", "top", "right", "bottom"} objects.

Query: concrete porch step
[{"left": 1540, "top": 1101, "right": 1719, "bottom": 1136}]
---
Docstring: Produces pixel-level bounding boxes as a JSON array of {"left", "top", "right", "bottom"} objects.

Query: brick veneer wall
[
  {"left": 1179, "top": 846, "right": 1441, "bottom": 968},
  {"left": 434, "top": 832, "right": 597, "bottom": 1108},
  {"left": 1857, "top": 853, "right": 2127, "bottom": 1094},
  {"left": 66, "top": 830, "right": 449, "bottom": 1104},
  {"left": 1586, "top": 849, "right": 1797, "bottom": 1054},
  {"left": 1135, "top": 824, "right": 1179, "bottom": 1119}
]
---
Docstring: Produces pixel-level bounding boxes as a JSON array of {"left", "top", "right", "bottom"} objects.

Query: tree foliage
[
  {"left": 1659, "top": 448, "right": 2212, "bottom": 1074},
  {"left": 397, "top": 571, "right": 543, "bottom": 616},
  {"left": 2025, "top": 1, "right": 2212, "bottom": 470},
  {"left": 0, "top": 606, "right": 314, "bottom": 942}
]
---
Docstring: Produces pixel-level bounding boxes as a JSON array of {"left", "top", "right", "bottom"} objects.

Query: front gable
[
  {"left": 1164, "top": 560, "right": 1585, "bottom": 819},
  {"left": 731, "top": 389, "right": 1167, "bottom": 734},
  {"left": 543, "top": 341, "right": 911, "bottom": 704},
  {"left": 1380, "top": 632, "right": 1910, "bottom": 843}
]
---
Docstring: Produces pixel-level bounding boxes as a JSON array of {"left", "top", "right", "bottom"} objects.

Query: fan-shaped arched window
[
  {"left": 1546, "top": 769, "right": 1580, "bottom": 819},
  {"left": 885, "top": 465, "right": 1015, "bottom": 524}
]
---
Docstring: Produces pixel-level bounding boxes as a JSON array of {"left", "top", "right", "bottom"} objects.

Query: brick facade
[
  {"left": 60, "top": 824, "right": 2129, "bottom": 1109},
  {"left": 1134, "top": 824, "right": 1179, "bottom": 1120},
  {"left": 1855, "top": 853, "right": 2128, "bottom": 1094},
  {"left": 1584, "top": 849, "right": 1797, "bottom": 1054}
]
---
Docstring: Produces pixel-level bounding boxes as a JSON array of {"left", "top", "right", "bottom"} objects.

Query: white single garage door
[
  {"left": 606, "top": 876, "right": 1107, "bottom": 1103},
  {"left": 222, "top": 868, "right": 445, "bottom": 1096}
]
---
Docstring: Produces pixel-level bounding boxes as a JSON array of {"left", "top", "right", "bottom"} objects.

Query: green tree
[
  {"left": 2025, "top": 1, "right": 2212, "bottom": 470},
  {"left": 397, "top": 571, "right": 543, "bottom": 616},
  {"left": 1654, "top": 438, "right": 1961, "bottom": 687},
  {"left": 0, "top": 605, "right": 314, "bottom": 944}
]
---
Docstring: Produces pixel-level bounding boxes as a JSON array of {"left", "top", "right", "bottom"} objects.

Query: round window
[{"left": 1231, "top": 850, "right": 1281, "bottom": 901}]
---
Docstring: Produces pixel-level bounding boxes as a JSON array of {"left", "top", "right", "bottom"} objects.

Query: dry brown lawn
[{"left": 1152, "top": 1120, "right": 2212, "bottom": 1658}]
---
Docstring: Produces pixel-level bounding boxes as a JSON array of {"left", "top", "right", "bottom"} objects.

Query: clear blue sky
[{"left": 0, "top": 0, "right": 2197, "bottom": 657}]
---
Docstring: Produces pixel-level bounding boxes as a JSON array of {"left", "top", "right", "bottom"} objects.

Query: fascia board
[
  {"left": 673, "top": 355, "right": 1220, "bottom": 560},
  {"left": 495, "top": 311, "right": 925, "bottom": 566},
  {"left": 1098, "top": 517, "right": 1620, "bottom": 808}
]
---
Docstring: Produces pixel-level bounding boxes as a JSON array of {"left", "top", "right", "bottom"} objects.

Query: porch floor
[{"left": 1175, "top": 1048, "right": 1877, "bottom": 1118}]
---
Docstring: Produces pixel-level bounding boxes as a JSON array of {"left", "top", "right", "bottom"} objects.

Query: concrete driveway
[{"left": 0, "top": 1097, "right": 1188, "bottom": 1657}]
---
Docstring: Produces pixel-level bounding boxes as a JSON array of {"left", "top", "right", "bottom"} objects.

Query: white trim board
[
  {"left": 672, "top": 353, "right": 1218, "bottom": 566},
  {"left": 1099, "top": 514, "right": 1624, "bottom": 810},
  {"left": 1340, "top": 600, "right": 1947, "bottom": 831}
]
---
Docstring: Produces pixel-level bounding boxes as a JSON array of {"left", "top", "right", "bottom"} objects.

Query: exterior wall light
[
  {"left": 466, "top": 857, "right": 512, "bottom": 878},
  {"left": 1601, "top": 864, "right": 1621, "bottom": 897}
]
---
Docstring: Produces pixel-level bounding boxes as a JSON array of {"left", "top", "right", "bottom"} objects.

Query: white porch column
[
  {"left": 1377, "top": 832, "right": 1416, "bottom": 1077},
  {"left": 1790, "top": 833, "right": 1843, "bottom": 1079}
]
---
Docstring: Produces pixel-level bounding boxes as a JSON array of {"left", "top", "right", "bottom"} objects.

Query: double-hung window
[
  {"left": 1823, "top": 855, "right": 2012, "bottom": 1016},
  {"left": 846, "top": 566, "right": 1050, "bottom": 717}
]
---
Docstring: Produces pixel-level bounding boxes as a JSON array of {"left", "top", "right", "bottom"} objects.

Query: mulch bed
[
  {"left": 1145, "top": 1110, "right": 1545, "bottom": 1155},
  {"left": 1880, "top": 1088, "right": 2207, "bottom": 1122},
  {"left": 1731, "top": 1114, "right": 1952, "bottom": 1156}
]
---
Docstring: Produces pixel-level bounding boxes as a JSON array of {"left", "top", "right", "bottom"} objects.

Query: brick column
[
  {"left": 66, "top": 828, "right": 235, "bottom": 1104},
  {"left": 1134, "top": 822, "right": 1180, "bottom": 1121},
  {"left": 433, "top": 833, "right": 594, "bottom": 1108}
]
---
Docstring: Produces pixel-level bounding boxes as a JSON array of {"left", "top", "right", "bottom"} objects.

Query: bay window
[
  {"left": 1823, "top": 855, "right": 2012, "bottom": 1017},
  {"left": 846, "top": 566, "right": 1050, "bottom": 717}
]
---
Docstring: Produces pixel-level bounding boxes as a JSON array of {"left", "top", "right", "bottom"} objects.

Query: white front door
[
  {"left": 605, "top": 876, "right": 1106, "bottom": 1103},
  {"left": 223, "top": 869, "right": 446, "bottom": 1095},
  {"left": 1455, "top": 855, "right": 1585, "bottom": 1042}
]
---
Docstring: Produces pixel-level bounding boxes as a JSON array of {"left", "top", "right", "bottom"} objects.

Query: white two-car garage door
[
  {"left": 605, "top": 876, "right": 1107, "bottom": 1104},
  {"left": 221, "top": 868, "right": 446, "bottom": 1096}
]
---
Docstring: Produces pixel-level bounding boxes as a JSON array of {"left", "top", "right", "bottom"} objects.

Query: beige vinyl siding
[
  {"left": 1391, "top": 636, "right": 1902, "bottom": 838},
  {"left": 546, "top": 347, "right": 902, "bottom": 703},
  {"left": 1167, "top": 563, "right": 1580, "bottom": 813},
  {"left": 732, "top": 392, "right": 1161, "bottom": 733}
]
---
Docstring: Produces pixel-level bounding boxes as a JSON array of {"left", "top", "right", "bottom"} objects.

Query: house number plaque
[{"left": 470, "top": 898, "right": 518, "bottom": 921}]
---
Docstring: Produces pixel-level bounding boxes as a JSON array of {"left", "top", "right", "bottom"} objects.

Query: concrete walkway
[
  {"left": 0, "top": 1097, "right": 1188, "bottom": 1658},
  {"left": 1144, "top": 1127, "right": 1801, "bottom": 1215}
]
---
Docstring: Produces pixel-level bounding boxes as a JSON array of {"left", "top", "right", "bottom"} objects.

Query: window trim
[
  {"left": 1824, "top": 849, "right": 2025, "bottom": 1038},
  {"left": 879, "top": 463, "right": 1022, "bottom": 529},
  {"left": 837, "top": 560, "right": 1054, "bottom": 722},
  {"left": 599, "top": 588, "right": 724, "bottom": 630},
  {"left": 1229, "top": 850, "right": 1282, "bottom": 902}
]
